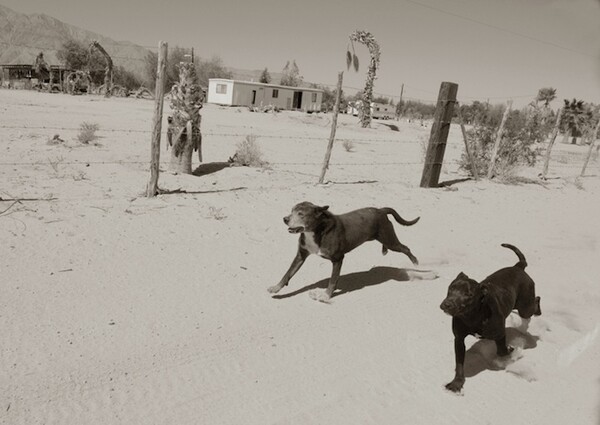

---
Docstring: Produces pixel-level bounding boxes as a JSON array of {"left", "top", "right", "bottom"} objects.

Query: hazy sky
[{"left": 3, "top": 0, "right": 600, "bottom": 106}]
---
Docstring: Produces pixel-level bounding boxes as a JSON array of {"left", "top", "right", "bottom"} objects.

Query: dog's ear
[
  {"left": 457, "top": 272, "right": 468, "bottom": 279},
  {"left": 319, "top": 205, "right": 329, "bottom": 211}
]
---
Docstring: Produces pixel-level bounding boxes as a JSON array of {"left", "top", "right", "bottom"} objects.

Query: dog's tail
[
  {"left": 501, "top": 243, "right": 527, "bottom": 269},
  {"left": 381, "top": 208, "right": 420, "bottom": 226}
]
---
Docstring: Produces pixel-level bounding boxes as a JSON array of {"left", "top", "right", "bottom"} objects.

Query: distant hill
[
  {"left": 0, "top": 4, "right": 321, "bottom": 88},
  {"left": 0, "top": 4, "right": 150, "bottom": 77}
]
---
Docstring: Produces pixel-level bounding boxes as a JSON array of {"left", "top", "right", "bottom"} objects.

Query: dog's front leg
[
  {"left": 446, "top": 337, "right": 466, "bottom": 392},
  {"left": 495, "top": 334, "right": 513, "bottom": 356},
  {"left": 446, "top": 333, "right": 467, "bottom": 393},
  {"left": 268, "top": 249, "right": 309, "bottom": 294},
  {"left": 309, "top": 258, "right": 343, "bottom": 303}
]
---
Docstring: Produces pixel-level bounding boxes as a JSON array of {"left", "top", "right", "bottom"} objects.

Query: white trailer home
[{"left": 207, "top": 79, "right": 323, "bottom": 112}]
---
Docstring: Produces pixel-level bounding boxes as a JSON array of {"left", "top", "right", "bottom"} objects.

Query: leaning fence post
[
  {"left": 457, "top": 108, "right": 479, "bottom": 181},
  {"left": 487, "top": 100, "right": 512, "bottom": 179},
  {"left": 146, "top": 41, "right": 168, "bottom": 197},
  {"left": 420, "top": 81, "right": 458, "bottom": 188},
  {"left": 581, "top": 118, "right": 600, "bottom": 177},
  {"left": 541, "top": 107, "right": 563, "bottom": 180},
  {"left": 318, "top": 71, "right": 343, "bottom": 184}
]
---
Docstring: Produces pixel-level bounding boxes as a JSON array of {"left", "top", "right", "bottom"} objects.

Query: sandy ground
[{"left": 1, "top": 90, "right": 599, "bottom": 425}]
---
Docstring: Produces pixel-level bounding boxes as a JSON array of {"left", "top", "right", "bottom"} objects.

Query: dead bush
[
  {"left": 230, "top": 135, "right": 269, "bottom": 168},
  {"left": 458, "top": 108, "right": 544, "bottom": 180},
  {"left": 77, "top": 122, "right": 100, "bottom": 144},
  {"left": 342, "top": 139, "right": 355, "bottom": 152}
]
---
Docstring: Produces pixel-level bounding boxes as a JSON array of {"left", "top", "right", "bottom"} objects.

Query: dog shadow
[
  {"left": 272, "top": 266, "right": 426, "bottom": 300},
  {"left": 463, "top": 327, "right": 540, "bottom": 379},
  {"left": 192, "top": 162, "right": 231, "bottom": 177}
]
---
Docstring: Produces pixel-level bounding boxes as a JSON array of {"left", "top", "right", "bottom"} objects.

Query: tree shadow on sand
[
  {"left": 379, "top": 123, "right": 400, "bottom": 132},
  {"left": 463, "top": 327, "right": 539, "bottom": 379},
  {"left": 272, "top": 266, "right": 432, "bottom": 300},
  {"left": 192, "top": 162, "right": 231, "bottom": 177}
]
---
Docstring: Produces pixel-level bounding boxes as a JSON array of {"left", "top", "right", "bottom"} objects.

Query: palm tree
[
  {"left": 536, "top": 87, "right": 557, "bottom": 107},
  {"left": 168, "top": 62, "right": 204, "bottom": 174},
  {"left": 561, "top": 99, "right": 593, "bottom": 144},
  {"left": 348, "top": 30, "right": 381, "bottom": 128}
]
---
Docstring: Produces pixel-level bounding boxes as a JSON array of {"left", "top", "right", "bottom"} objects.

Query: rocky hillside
[{"left": 0, "top": 4, "right": 150, "bottom": 76}]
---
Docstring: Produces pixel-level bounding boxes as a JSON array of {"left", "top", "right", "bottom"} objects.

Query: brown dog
[
  {"left": 440, "top": 244, "right": 541, "bottom": 393},
  {"left": 267, "top": 202, "right": 420, "bottom": 302}
]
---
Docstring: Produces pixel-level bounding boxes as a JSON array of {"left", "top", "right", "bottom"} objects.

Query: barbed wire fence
[
  {"left": 0, "top": 123, "right": 595, "bottom": 178},
  {"left": 1, "top": 38, "right": 599, "bottom": 200}
]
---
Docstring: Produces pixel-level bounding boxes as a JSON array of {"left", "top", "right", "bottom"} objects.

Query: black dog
[
  {"left": 268, "top": 202, "right": 420, "bottom": 302},
  {"left": 440, "top": 244, "right": 541, "bottom": 393}
]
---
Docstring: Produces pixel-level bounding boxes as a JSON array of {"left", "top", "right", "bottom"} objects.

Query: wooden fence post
[
  {"left": 419, "top": 81, "right": 458, "bottom": 188},
  {"left": 146, "top": 41, "right": 168, "bottom": 197},
  {"left": 318, "top": 71, "right": 344, "bottom": 184},
  {"left": 459, "top": 121, "right": 479, "bottom": 181},
  {"left": 541, "top": 107, "right": 563, "bottom": 180},
  {"left": 581, "top": 118, "right": 600, "bottom": 177},
  {"left": 487, "top": 100, "right": 512, "bottom": 179}
]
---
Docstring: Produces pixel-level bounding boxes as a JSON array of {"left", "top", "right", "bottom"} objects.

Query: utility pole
[
  {"left": 191, "top": 47, "right": 194, "bottom": 64},
  {"left": 397, "top": 83, "right": 404, "bottom": 120}
]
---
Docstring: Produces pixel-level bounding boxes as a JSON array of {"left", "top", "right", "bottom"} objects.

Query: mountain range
[
  {"left": 0, "top": 4, "right": 150, "bottom": 76},
  {"left": 0, "top": 4, "right": 312, "bottom": 87}
]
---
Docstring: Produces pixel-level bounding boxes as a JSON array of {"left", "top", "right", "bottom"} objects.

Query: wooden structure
[
  {"left": 420, "top": 82, "right": 459, "bottom": 188},
  {"left": 0, "top": 63, "right": 70, "bottom": 90}
]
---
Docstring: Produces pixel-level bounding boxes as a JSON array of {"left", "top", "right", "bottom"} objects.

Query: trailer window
[
  {"left": 272, "top": 89, "right": 279, "bottom": 98},
  {"left": 216, "top": 84, "right": 227, "bottom": 94},
  {"left": 311, "top": 92, "right": 317, "bottom": 102}
]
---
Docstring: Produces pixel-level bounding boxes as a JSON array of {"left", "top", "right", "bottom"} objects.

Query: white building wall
[
  {"left": 207, "top": 79, "right": 234, "bottom": 105},
  {"left": 300, "top": 91, "right": 322, "bottom": 112},
  {"left": 207, "top": 79, "right": 323, "bottom": 111}
]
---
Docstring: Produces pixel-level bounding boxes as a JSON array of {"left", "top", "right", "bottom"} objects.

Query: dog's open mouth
[{"left": 288, "top": 226, "right": 304, "bottom": 234}]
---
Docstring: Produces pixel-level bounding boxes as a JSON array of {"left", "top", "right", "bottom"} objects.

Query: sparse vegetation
[
  {"left": 77, "top": 122, "right": 100, "bottom": 144},
  {"left": 280, "top": 60, "right": 303, "bottom": 87},
  {"left": 458, "top": 103, "right": 547, "bottom": 180},
  {"left": 48, "top": 156, "right": 64, "bottom": 173},
  {"left": 207, "top": 206, "right": 227, "bottom": 220},
  {"left": 561, "top": 99, "right": 594, "bottom": 144},
  {"left": 230, "top": 135, "right": 269, "bottom": 168},
  {"left": 342, "top": 139, "right": 355, "bottom": 152},
  {"left": 259, "top": 68, "right": 271, "bottom": 84}
]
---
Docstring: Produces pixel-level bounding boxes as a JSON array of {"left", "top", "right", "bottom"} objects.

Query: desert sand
[{"left": 1, "top": 89, "right": 599, "bottom": 424}]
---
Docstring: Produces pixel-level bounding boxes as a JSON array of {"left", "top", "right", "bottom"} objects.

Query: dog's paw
[
  {"left": 444, "top": 380, "right": 464, "bottom": 394},
  {"left": 309, "top": 289, "right": 332, "bottom": 304},
  {"left": 267, "top": 285, "right": 282, "bottom": 294}
]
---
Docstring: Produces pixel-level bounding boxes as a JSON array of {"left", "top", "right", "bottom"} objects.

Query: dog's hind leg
[{"left": 376, "top": 220, "right": 418, "bottom": 265}]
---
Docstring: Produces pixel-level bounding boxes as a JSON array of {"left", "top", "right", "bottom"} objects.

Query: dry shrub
[
  {"left": 458, "top": 109, "right": 543, "bottom": 180},
  {"left": 208, "top": 206, "right": 226, "bottom": 220},
  {"left": 230, "top": 135, "right": 269, "bottom": 168},
  {"left": 342, "top": 139, "right": 355, "bottom": 152},
  {"left": 78, "top": 122, "right": 100, "bottom": 144}
]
